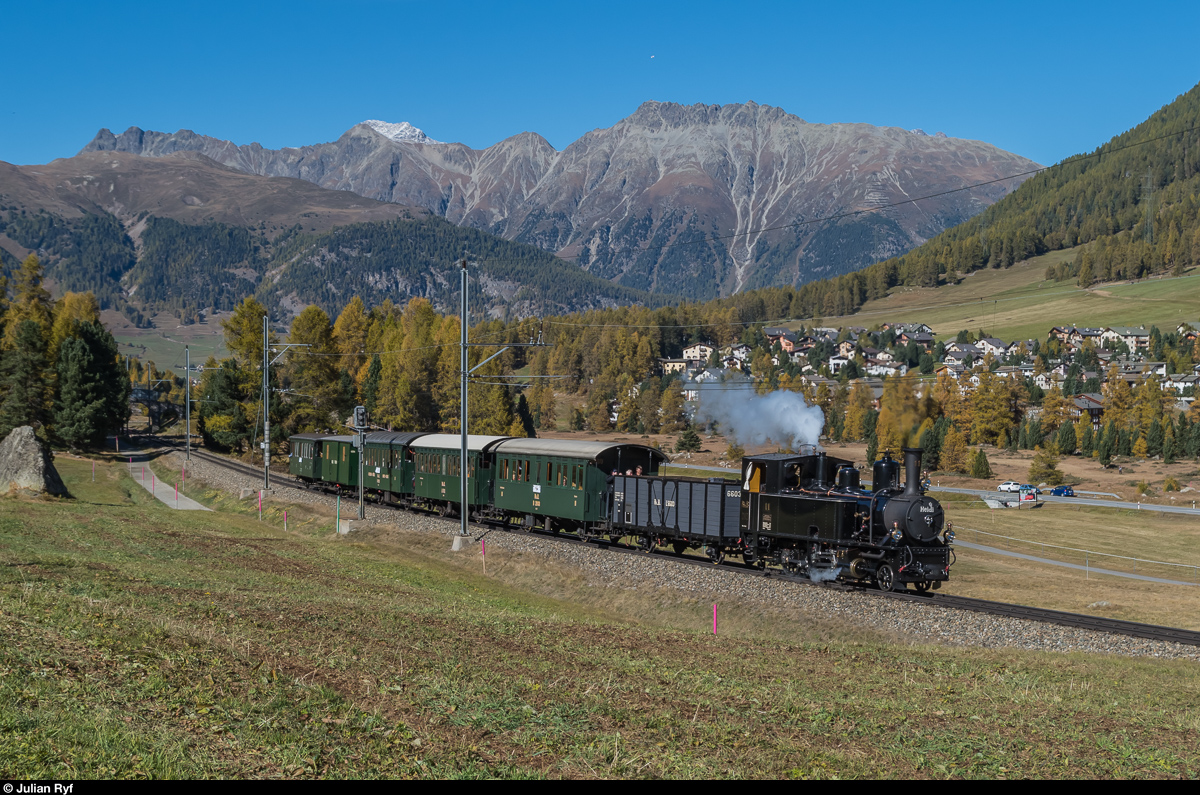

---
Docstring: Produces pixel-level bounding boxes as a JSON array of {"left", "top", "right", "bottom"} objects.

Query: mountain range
[
  {"left": 82, "top": 101, "right": 1041, "bottom": 299},
  {"left": 0, "top": 152, "right": 653, "bottom": 321}
]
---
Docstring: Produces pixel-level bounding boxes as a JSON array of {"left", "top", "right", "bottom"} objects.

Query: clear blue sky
[{"left": 4, "top": 0, "right": 1198, "bottom": 167}]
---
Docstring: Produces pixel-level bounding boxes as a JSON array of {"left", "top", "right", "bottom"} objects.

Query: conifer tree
[
  {"left": 843, "top": 380, "right": 874, "bottom": 441},
  {"left": 197, "top": 359, "right": 248, "bottom": 451},
  {"left": 659, "top": 387, "right": 685, "bottom": 433},
  {"left": 1028, "top": 446, "right": 1064, "bottom": 485},
  {"left": 0, "top": 320, "right": 52, "bottom": 437},
  {"left": 586, "top": 388, "right": 613, "bottom": 432},
  {"left": 969, "top": 447, "right": 993, "bottom": 479},
  {"left": 675, "top": 426, "right": 701, "bottom": 453},
  {"left": 3, "top": 255, "right": 53, "bottom": 349},
  {"left": 1147, "top": 418, "right": 1164, "bottom": 458},
  {"left": 361, "top": 355, "right": 383, "bottom": 414},
  {"left": 538, "top": 384, "right": 559, "bottom": 431},
  {"left": 1080, "top": 423, "right": 1095, "bottom": 457},
  {"left": 940, "top": 427, "right": 968, "bottom": 473},
  {"left": 1056, "top": 420, "right": 1077, "bottom": 455},
  {"left": 514, "top": 393, "right": 537, "bottom": 438},
  {"left": 54, "top": 321, "right": 129, "bottom": 449}
]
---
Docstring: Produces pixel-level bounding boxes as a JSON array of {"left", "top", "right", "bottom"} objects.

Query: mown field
[
  {"left": 2, "top": 456, "right": 1199, "bottom": 778},
  {"left": 816, "top": 252, "right": 1200, "bottom": 341},
  {"left": 102, "top": 309, "right": 229, "bottom": 378}
]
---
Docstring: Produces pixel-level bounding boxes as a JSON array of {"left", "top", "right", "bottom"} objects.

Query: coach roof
[
  {"left": 493, "top": 438, "right": 668, "bottom": 463},
  {"left": 409, "top": 434, "right": 510, "bottom": 452},
  {"left": 365, "top": 432, "right": 427, "bottom": 446}
]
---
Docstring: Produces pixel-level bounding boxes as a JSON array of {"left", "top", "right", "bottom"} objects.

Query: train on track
[{"left": 288, "top": 432, "right": 954, "bottom": 591}]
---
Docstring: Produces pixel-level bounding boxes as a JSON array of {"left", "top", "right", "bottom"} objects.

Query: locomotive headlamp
[
  {"left": 944, "top": 522, "right": 955, "bottom": 543},
  {"left": 889, "top": 525, "right": 903, "bottom": 542}
]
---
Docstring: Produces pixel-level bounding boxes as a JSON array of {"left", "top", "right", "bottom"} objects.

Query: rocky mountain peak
[{"left": 360, "top": 120, "right": 441, "bottom": 145}]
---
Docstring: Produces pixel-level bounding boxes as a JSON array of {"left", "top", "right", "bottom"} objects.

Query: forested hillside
[
  {"left": 0, "top": 211, "right": 136, "bottom": 310},
  {"left": 773, "top": 81, "right": 1200, "bottom": 317},
  {"left": 263, "top": 215, "right": 659, "bottom": 318},
  {"left": 0, "top": 206, "right": 659, "bottom": 323}
]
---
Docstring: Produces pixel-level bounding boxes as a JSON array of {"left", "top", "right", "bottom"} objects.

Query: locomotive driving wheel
[{"left": 875, "top": 563, "right": 901, "bottom": 592}]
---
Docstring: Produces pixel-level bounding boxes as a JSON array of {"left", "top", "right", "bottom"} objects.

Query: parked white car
[{"left": 998, "top": 481, "right": 1021, "bottom": 493}]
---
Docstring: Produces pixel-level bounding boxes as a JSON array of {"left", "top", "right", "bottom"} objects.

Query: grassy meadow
[
  {"left": 1, "top": 455, "right": 1199, "bottom": 778},
  {"left": 814, "top": 251, "right": 1200, "bottom": 341}
]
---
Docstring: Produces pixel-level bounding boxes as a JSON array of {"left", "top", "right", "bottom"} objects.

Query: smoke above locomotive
[{"left": 691, "top": 377, "right": 824, "bottom": 451}]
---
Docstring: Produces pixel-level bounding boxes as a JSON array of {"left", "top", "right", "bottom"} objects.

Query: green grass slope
[
  {"left": 817, "top": 249, "right": 1200, "bottom": 341},
  {"left": 2, "top": 457, "right": 1198, "bottom": 778}
]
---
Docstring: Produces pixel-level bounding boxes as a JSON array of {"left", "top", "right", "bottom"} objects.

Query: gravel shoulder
[{"left": 167, "top": 448, "right": 1200, "bottom": 663}]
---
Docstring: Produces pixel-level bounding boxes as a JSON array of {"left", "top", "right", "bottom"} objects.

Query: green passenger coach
[
  {"left": 408, "top": 434, "right": 507, "bottom": 515},
  {"left": 490, "top": 439, "right": 668, "bottom": 531},
  {"left": 319, "top": 435, "right": 359, "bottom": 488},
  {"left": 288, "top": 433, "right": 327, "bottom": 481},
  {"left": 361, "top": 432, "right": 425, "bottom": 499}
]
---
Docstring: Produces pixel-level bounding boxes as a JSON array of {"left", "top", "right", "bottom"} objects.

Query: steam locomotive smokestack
[{"left": 902, "top": 447, "right": 923, "bottom": 497}]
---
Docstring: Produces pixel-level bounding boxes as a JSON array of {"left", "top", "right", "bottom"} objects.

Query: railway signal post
[{"left": 354, "top": 405, "right": 367, "bottom": 519}]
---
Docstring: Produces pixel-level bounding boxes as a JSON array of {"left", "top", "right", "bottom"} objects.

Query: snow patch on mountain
[{"left": 362, "top": 120, "right": 441, "bottom": 145}]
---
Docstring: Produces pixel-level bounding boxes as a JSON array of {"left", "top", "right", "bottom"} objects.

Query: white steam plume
[{"left": 691, "top": 376, "right": 824, "bottom": 451}]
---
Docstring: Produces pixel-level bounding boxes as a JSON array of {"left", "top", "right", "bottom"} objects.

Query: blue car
[{"left": 1049, "top": 485, "right": 1075, "bottom": 497}]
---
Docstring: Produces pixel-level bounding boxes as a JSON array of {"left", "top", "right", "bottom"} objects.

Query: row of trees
[
  {"left": 195, "top": 296, "right": 540, "bottom": 453},
  {"left": 0, "top": 255, "right": 129, "bottom": 449}
]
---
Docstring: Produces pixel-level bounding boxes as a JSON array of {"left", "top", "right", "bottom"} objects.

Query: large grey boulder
[{"left": 0, "top": 426, "right": 68, "bottom": 496}]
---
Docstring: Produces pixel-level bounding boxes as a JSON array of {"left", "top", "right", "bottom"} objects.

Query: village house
[
  {"left": 1102, "top": 326, "right": 1150, "bottom": 350},
  {"left": 1072, "top": 393, "right": 1106, "bottom": 430},
  {"left": 1163, "top": 374, "right": 1199, "bottom": 393},
  {"left": 975, "top": 337, "right": 1009, "bottom": 357},
  {"left": 720, "top": 343, "right": 752, "bottom": 361},
  {"left": 866, "top": 361, "right": 908, "bottom": 377},
  {"left": 658, "top": 358, "right": 690, "bottom": 375},
  {"left": 682, "top": 341, "right": 715, "bottom": 362}
]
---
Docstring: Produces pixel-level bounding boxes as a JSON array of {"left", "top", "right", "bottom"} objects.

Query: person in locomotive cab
[{"left": 635, "top": 466, "right": 643, "bottom": 476}]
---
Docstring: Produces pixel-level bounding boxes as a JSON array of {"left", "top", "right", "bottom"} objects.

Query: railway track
[{"left": 150, "top": 437, "right": 1200, "bottom": 649}]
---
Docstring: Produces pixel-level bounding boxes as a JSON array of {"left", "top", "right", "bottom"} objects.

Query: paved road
[
  {"left": 956, "top": 540, "right": 1199, "bottom": 586},
  {"left": 932, "top": 486, "right": 1200, "bottom": 516},
  {"left": 127, "top": 457, "right": 210, "bottom": 511}
]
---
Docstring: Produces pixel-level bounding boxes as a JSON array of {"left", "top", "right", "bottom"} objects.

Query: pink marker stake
[
  {"left": 713, "top": 603, "right": 717, "bottom": 636},
  {"left": 284, "top": 510, "right": 288, "bottom": 532},
  {"left": 481, "top": 538, "right": 486, "bottom": 574}
]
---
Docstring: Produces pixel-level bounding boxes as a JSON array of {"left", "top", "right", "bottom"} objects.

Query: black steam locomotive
[{"left": 612, "top": 447, "right": 953, "bottom": 591}]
